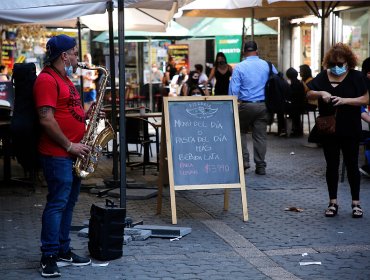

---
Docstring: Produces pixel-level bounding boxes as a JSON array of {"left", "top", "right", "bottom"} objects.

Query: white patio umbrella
[
  {"left": 80, "top": 6, "right": 176, "bottom": 32},
  {"left": 0, "top": 1, "right": 109, "bottom": 24}
]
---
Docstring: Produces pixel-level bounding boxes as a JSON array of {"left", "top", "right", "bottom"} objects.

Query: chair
[
  {"left": 301, "top": 104, "right": 318, "bottom": 133},
  {"left": 126, "top": 116, "right": 159, "bottom": 175}
]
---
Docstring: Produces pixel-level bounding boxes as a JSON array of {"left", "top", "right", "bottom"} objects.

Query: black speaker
[{"left": 88, "top": 199, "right": 126, "bottom": 261}]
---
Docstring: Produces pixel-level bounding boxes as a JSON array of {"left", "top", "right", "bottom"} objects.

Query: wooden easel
[{"left": 157, "top": 96, "right": 248, "bottom": 224}]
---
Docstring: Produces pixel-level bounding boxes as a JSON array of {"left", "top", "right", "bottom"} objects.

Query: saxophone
[{"left": 74, "top": 63, "right": 115, "bottom": 178}]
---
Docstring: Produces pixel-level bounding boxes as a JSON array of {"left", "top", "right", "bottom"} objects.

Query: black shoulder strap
[
  {"left": 41, "top": 70, "right": 60, "bottom": 96},
  {"left": 267, "top": 61, "right": 273, "bottom": 77}
]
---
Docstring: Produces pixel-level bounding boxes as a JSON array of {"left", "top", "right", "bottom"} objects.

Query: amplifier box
[{"left": 88, "top": 199, "right": 126, "bottom": 261}]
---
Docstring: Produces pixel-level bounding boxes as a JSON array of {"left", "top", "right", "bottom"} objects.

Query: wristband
[{"left": 66, "top": 142, "right": 73, "bottom": 152}]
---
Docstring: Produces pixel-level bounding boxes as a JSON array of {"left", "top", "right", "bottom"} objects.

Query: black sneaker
[
  {"left": 40, "top": 255, "right": 61, "bottom": 278},
  {"left": 58, "top": 250, "right": 91, "bottom": 266},
  {"left": 255, "top": 167, "right": 266, "bottom": 175},
  {"left": 359, "top": 165, "right": 370, "bottom": 177}
]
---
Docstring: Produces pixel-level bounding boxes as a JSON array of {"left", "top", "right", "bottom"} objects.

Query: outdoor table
[{"left": 125, "top": 112, "right": 162, "bottom": 174}]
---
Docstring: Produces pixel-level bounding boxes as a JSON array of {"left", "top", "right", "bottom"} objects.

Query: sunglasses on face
[{"left": 328, "top": 62, "right": 345, "bottom": 68}]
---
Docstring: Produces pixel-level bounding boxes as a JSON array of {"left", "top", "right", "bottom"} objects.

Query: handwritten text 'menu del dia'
[{"left": 174, "top": 119, "right": 223, "bottom": 129}]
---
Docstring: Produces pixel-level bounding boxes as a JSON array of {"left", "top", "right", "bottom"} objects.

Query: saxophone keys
[
  {"left": 94, "top": 145, "right": 103, "bottom": 152},
  {"left": 87, "top": 165, "right": 95, "bottom": 173}
]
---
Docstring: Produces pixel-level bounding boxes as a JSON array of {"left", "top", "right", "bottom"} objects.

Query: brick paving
[{"left": 1, "top": 128, "right": 370, "bottom": 279}]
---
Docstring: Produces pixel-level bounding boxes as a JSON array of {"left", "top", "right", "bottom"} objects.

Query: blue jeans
[{"left": 40, "top": 155, "right": 81, "bottom": 257}]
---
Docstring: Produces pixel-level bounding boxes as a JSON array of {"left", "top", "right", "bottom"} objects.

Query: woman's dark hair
[
  {"left": 195, "top": 64, "right": 203, "bottom": 72},
  {"left": 322, "top": 43, "right": 357, "bottom": 70},
  {"left": 0, "top": 65, "right": 6, "bottom": 73},
  {"left": 361, "top": 57, "right": 370, "bottom": 75},
  {"left": 188, "top": 85, "right": 204, "bottom": 96},
  {"left": 176, "top": 66, "right": 187, "bottom": 85},
  {"left": 299, "top": 64, "right": 312, "bottom": 81},
  {"left": 214, "top": 52, "right": 227, "bottom": 67},
  {"left": 286, "top": 67, "right": 298, "bottom": 80}
]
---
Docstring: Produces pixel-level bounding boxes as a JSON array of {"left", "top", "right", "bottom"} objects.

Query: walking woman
[
  {"left": 307, "top": 43, "right": 369, "bottom": 218},
  {"left": 207, "top": 52, "right": 233, "bottom": 95}
]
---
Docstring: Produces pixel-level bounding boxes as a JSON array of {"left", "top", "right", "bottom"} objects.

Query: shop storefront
[
  {"left": 341, "top": 7, "right": 370, "bottom": 68},
  {"left": 1, "top": 25, "right": 91, "bottom": 75}
]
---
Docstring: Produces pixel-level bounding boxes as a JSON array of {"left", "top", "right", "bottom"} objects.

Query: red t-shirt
[{"left": 33, "top": 66, "right": 86, "bottom": 157}]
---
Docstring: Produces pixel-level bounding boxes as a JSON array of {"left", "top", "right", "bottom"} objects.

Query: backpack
[
  {"left": 10, "top": 63, "right": 39, "bottom": 175},
  {"left": 264, "top": 61, "right": 290, "bottom": 114}
]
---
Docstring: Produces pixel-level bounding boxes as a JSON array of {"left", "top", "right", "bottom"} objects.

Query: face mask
[
  {"left": 330, "top": 65, "right": 347, "bottom": 76},
  {"left": 152, "top": 67, "right": 158, "bottom": 72},
  {"left": 218, "top": 61, "right": 226, "bottom": 66},
  {"left": 64, "top": 57, "right": 73, "bottom": 77}
]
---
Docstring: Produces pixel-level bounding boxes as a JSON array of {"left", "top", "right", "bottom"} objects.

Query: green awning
[
  {"left": 189, "top": 17, "right": 277, "bottom": 37},
  {"left": 93, "top": 20, "right": 190, "bottom": 43}
]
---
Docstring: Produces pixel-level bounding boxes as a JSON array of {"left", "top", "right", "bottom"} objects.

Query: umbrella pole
[
  {"left": 240, "top": 18, "right": 245, "bottom": 62},
  {"left": 118, "top": 0, "right": 127, "bottom": 209},
  {"left": 251, "top": 8, "right": 255, "bottom": 41},
  {"left": 77, "top": 18, "right": 84, "bottom": 101},
  {"left": 149, "top": 37, "right": 153, "bottom": 111},
  {"left": 107, "top": 0, "right": 119, "bottom": 183},
  {"left": 320, "top": 1, "right": 325, "bottom": 70}
]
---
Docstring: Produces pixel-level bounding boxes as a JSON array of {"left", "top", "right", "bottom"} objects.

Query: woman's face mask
[
  {"left": 329, "top": 62, "right": 347, "bottom": 76},
  {"left": 218, "top": 60, "right": 226, "bottom": 66}
]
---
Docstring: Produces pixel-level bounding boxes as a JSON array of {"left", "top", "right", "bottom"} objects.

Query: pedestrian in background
[
  {"left": 194, "top": 64, "right": 208, "bottom": 85},
  {"left": 307, "top": 43, "right": 369, "bottom": 218},
  {"left": 359, "top": 57, "right": 370, "bottom": 177},
  {"left": 0, "top": 64, "right": 9, "bottom": 81},
  {"left": 300, "top": 64, "right": 317, "bottom": 112},
  {"left": 34, "top": 34, "right": 91, "bottom": 278},
  {"left": 229, "top": 41, "right": 278, "bottom": 175},
  {"left": 81, "top": 53, "right": 98, "bottom": 111},
  {"left": 169, "top": 66, "right": 188, "bottom": 96},
  {"left": 208, "top": 52, "right": 233, "bottom": 95},
  {"left": 163, "top": 56, "right": 177, "bottom": 86},
  {"left": 285, "top": 67, "right": 306, "bottom": 137}
]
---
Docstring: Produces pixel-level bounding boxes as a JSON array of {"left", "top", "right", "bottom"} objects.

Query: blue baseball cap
[{"left": 45, "top": 34, "right": 76, "bottom": 63}]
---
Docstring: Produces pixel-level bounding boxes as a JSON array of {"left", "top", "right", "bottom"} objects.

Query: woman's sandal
[
  {"left": 325, "top": 203, "right": 338, "bottom": 217},
  {"left": 352, "top": 204, "right": 363, "bottom": 218}
]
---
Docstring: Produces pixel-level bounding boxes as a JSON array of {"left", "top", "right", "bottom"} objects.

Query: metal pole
[
  {"left": 107, "top": 0, "right": 119, "bottom": 182},
  {"left": 149, "top": 37, "right": 153, "bottom": 111},
  {"left": 240, "top": 18, "right": 245, "bottom": 62},
  {"left": 251, "top": 9, "right": 255, "bottom": 41},
  {"left": 320, "top": 2, "right": 325, "bottom": 70},
  {"left": 77, "top": 18, "right": 84, "bottom": 103},
  {"left": 118, "top": 0, "right": 126, "bottom": 208}
]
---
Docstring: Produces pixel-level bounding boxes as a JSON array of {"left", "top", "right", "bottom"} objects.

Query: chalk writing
[{"left": 169, "top": 100, "right": 240, "bottom": 185}]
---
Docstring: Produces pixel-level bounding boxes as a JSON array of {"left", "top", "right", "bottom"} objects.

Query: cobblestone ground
[{"left": 1, "top": 131, "right": 370, "bottom": 280}]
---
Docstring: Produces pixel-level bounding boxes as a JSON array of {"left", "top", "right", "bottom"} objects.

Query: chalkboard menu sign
[
  {"left": 168, "top": 99, "right": 240, "bottom": 186},
  {"left": 160, "top": 96, "right": 248, "bottom": 224}
]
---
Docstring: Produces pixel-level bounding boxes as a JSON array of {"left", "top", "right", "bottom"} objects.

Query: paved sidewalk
[{"left": 1, "top": 133, "right": 370, "bottom": 280}]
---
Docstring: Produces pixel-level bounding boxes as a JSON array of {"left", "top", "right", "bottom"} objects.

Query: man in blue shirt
[{"left": 229, "top": 41, "right": 278, "bottom": 175}]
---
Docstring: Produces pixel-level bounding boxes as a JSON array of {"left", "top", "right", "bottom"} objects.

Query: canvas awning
[{"left": 189, "top": 17, "right": 277, "bottom": 37}]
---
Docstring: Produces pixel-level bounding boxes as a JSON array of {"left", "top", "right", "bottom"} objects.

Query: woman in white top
[
  {"left": 169, "top": 66, "right": 188, "bottom": 97},
  {"left": 0, "top": 65, "right": 9, "bottom": 81}
]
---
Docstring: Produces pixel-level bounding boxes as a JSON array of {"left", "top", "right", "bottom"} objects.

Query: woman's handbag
[{"left": 315, "top": 113, "right": 336, "bottom": 135}]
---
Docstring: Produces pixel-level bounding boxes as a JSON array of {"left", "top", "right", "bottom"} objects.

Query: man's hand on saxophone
[{"left": 67, "top": 141, "right": 91, "bottom": 159}]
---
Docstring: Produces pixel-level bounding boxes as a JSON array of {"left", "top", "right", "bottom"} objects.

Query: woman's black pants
[{"left": 322, "top": 136, "right": 360, "bottom": 201}]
